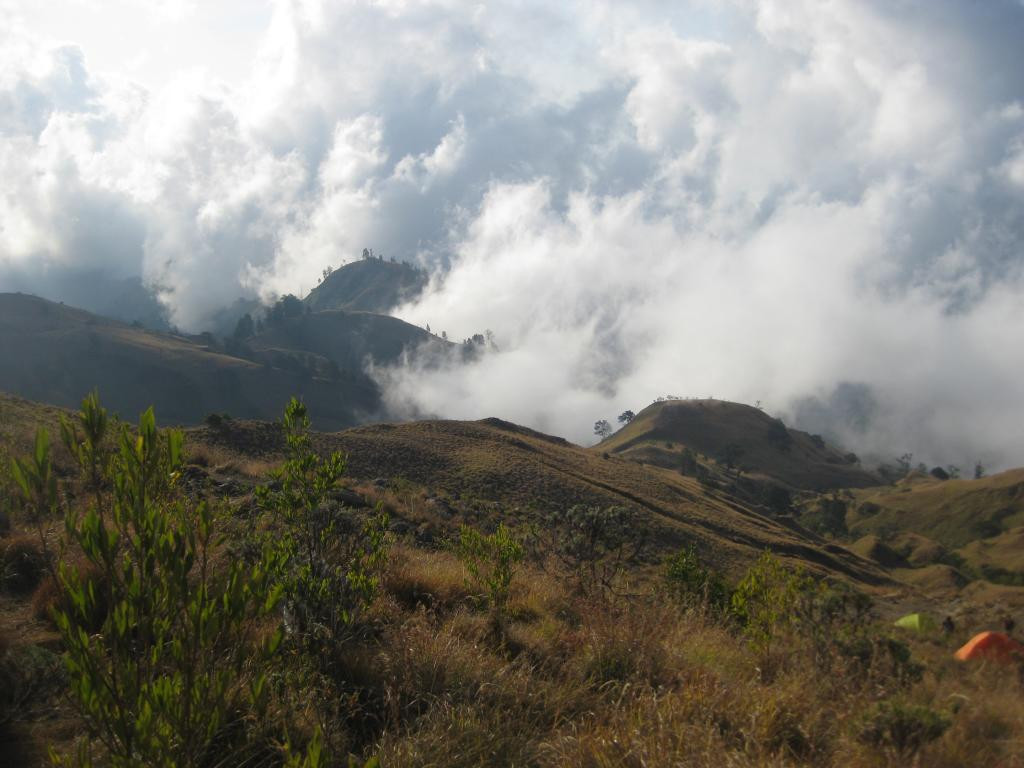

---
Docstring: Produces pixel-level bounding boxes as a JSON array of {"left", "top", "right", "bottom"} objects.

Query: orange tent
[{"left": 954, "top": 631, "right": 1024, "bottom": 663}]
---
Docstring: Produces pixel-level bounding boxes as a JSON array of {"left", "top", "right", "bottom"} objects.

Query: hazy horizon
[{"left": 3, "top": 0, "right": 1024, "bottom": 469}]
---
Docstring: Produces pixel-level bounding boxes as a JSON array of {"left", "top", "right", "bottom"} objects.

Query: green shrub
[
  {"left": 59, "top": 390, "right": 113, "bottom": 510},
  {"left": 455, "top": 523, "right": 523, "bottom": 621},
  {"left": 10, "top": 428, "right": 57, "bottom": 525},
  {"left": 538, "top": 505, "right": 646, "bottom": 598},
  {"left": 32, "top": 560, "right": 109, "bottom": 632},
  {"left": 663, "top": 545, "right": 728, "bottom": 610},
  {"left": 53, "top": 406, "right": 289, "bottom": 766},
  {"left": 730, "top": 552, "right": 811, "bottom": 666},
  {"left": 253, "top": 398, "right": 388, "bottom": 760},
  {"left": 792, "top": 580, "right": 874, "bottom": 674},
  {"left": 11, "top": 394, "right": 326, "bottom": 767},
  {"left": 255, "top": 398, "right": 388, "bottom": 651}
]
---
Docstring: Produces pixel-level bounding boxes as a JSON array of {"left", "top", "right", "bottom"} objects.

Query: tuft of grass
[
  {"left": 186, "top": 443, "right": 277, "bottom": 478},
  {"left": 383, "top": 545, "right": 471, "bottom": 612},
  {"left": 574, "top": 602, "right": 672, "bottom": 688},
  {"left": 1, "top": 534, "right": 47, "bottom": 595}
]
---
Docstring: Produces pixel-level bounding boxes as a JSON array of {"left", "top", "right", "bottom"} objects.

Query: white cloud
[{"left": 3, "top": 0, "right": 1024, "bottom": 468}]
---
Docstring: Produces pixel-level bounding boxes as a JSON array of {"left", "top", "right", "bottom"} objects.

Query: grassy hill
[
  {"left": 194, "top": 414, "right": 889, "bottom": 586},
  {"left": 599, "top": 399, "right": 880, "bottom": 491},
  {"left": 304, "top": 259, "right": 428, "bottom": 314},
  {"left": 4, "top": 391, "right": 1024, "bottom": 766},
  {"left": 848, "top": 469, "right": 1024, "bottom": 549},
  {"left": 0, "top": 293, "right": 378, "bottom": 429},
  {"left": 846, "top": 469, "right": 1024, "bottom": 582}
]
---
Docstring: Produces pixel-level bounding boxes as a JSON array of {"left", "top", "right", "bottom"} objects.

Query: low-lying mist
[
  {"left": 4, "top": 0, "right": 1024, "bottom": 470},
  {"left": 380, "top": 180, "right": 1024, "bottom": 472}
]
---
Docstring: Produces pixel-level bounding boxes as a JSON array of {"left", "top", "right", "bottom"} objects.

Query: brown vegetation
[{"left": 1, "top": 392, "right": 1023, "bottom": 765}]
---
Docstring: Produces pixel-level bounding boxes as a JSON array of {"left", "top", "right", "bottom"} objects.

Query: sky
[{"left": 2, "top": 0, "right": 1024, "bottom": 469}]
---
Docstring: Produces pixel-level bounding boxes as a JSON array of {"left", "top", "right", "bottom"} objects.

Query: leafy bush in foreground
[
  {"left": 11, "top": 395, "right": 333, "bottom": 766},
  {"left": 730, "top": 551, "right": 811, "bottom": 668},
  {"left": 455, "top": 522, "right": 523, "bottom": 625},
  {"left": 253, "top": 398, "right": 388, "bottom": 759},
  {"left": 255, "top": 398, "right": 388, "bottom": 652},
  {"left": 663, "top": 544, "right": 728, "bottom": 610}
]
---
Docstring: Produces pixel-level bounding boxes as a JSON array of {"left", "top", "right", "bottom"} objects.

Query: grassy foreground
[{"left": 1, "top": 397, "right": 1022, "bottom": 766}]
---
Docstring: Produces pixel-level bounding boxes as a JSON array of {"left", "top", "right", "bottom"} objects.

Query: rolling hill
[
  {"left": 304, "top": 258, "right": 428, "bottom": 314},
  {"left": 598, "top": 399, "right": 881, "bottom": 491},
  {"left": 193, "top": 413, "right": 891, "bottom": 586},
  {"left": 848, "top": 469, "right": 1024, "bottom": 549},
  {"left": 0, "top": 293, "right": 378, "bottom": 429},
  {"left": 6, "top": 389, "right": 1024, "bottom": 768},
  {"left": 843, "top": 469, "right": 1024, "bottom": 583}
]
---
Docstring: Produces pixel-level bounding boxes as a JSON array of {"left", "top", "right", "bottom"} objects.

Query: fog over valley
[{"left": 3, "top": 0, "right": 1024, "bottom": 469}]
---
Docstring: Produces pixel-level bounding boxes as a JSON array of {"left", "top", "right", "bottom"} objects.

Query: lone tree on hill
[
  {"left": 594, "top": 419, "right": 612, "bottom": 439},
  {"left": 618, "top": 410, "right": 635, "bottom": 425}
]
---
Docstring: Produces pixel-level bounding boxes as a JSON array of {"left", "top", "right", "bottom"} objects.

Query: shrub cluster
[{"left": 10, "top": 393, "right": 384, "bottom": 767}]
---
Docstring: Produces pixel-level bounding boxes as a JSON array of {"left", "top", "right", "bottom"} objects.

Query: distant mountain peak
[{"left": 304, "top": 258, "right": 428, "bottom": 315}]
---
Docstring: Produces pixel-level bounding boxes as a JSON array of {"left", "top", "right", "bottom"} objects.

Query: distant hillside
[
  {"left": 849, "top": 469, "right": 1024, "bottom": 549},
  {"left": 247, "top": 309, "right": 449, "bottom": 371},
  {"left": 845, "top": 469, "right": 1024, "bottom": 583},
  {"left": 194, "top": 414, "right": 890, "bottom": 586},
  {"left": 0, "top": 293, "right": 377, "bottom": 429},
  {"left": 599, "top": 399, "right": 880, "bottom": 492},
  {"left": 304, "top": 259, "right": 428, "bottom": 314}
]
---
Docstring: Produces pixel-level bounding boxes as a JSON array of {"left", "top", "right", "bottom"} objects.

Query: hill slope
[
  {"left": 247, "top": 309, "right": 449, "bottom": 371},
  {"left": 304, "top": 259, "right": 427, "bottom": 314},
  {"left": 0, "top": 293, "right": 377, "bottom": 429},
  {"left": 600, "top": 399, "right": 880, "bottom": 491},
  {"left": 195, "top": 414, "right": 890, "bottom": 586},
  {"left": 846, "top": 469, "right": 1024, "bottom": 582},
  {"left": 849, "top": 469, "right": 1024, "bottom": 549}
]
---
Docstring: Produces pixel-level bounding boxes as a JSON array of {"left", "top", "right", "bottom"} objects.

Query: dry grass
[
  {"left": 31, "top": 558, "right": 109, "bottom": 632},
  {"left": 383, "top": 544, "right": 472, "bottom": 612},
  {"left": 368, "top": 552, "right": 1024, "bottom": 767},
  {"left": 3, "top": 393, "right": 1024, "bottom": 766},
  {"left": 7, "top": 513, "right": 1019, "bottom": 767},
  {"left": 185, "top": 443, "right": 278, "bottom": 479}
]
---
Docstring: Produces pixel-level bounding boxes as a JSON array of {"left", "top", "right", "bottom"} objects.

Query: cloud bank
[{"left": 2, "top": 0, "right": 1024, "bottom": 468}]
